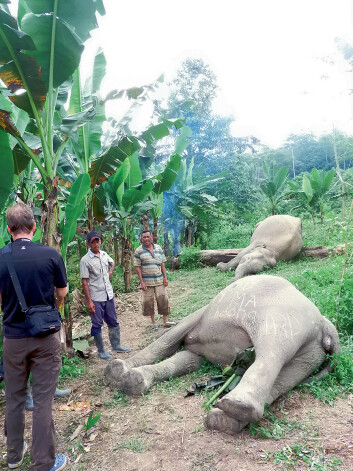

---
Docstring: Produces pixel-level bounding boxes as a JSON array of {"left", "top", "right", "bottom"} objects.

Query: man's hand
[
  {"left": 87, "top": 300, "right": 95, "bottom": 314},
  {"left": 140, "top": 280, "right": 147, "bottom": 291},
  {"left": 163, "top": 277, "right": 168, "bottom": 287}
]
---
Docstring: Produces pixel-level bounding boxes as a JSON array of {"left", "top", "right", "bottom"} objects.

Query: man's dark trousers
[{"left": 3, "top": 333, "right": 61, "bottom": 471}]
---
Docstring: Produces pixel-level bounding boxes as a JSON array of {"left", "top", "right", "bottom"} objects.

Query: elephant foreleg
[
  {"left": 122, "top": 350, "right": 203, "bottom": 396},
  {"left": 104, "top": 307, "right": 205, "bottom": 389}
]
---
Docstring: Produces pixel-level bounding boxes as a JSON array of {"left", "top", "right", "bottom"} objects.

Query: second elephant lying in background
[{"left": 217, "top": 215, "right": 302, "bottom": 279}]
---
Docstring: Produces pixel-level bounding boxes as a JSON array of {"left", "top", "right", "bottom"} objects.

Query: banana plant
[
  {"left": 260, "top": 162, "right": 289, "bottom": 215},
  {"left": 165, "top": 158, "right": 227, "bottom": 249},
  {"left": 103, "top": 152, "right": 154, "bottom": 292},
  {"left": 286, "top": 168, "right": 336, "bottom": 224},
  {"left": 149, "top": 126, "right": 192, "bottom": 242},
  {"left": 0, "top": 0, "right": 104, "bottom": 249}
]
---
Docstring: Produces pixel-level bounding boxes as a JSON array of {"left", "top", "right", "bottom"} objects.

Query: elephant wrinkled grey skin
[
  {"left": 105, "top": 275, "right": 339, "bottom": 436},
  {"left": 217, "top": 215, "right": 303, "bottom": 280}
]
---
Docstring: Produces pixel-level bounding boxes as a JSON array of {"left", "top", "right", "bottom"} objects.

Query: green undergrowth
[
  {"left": 296, "top": 338, "right": 353, "bottom": 405},
  {"left": 59, "top": 354, "right": 85, "bottom": 383},
  {"left": 249, "top": 405, "right": 303, "bottom": 440},
  {"left": 268, "top": 444, "right": 342, "bottom": 470},
  {"left": 66, "top": 253, "right": 138, "bottom": 295}
]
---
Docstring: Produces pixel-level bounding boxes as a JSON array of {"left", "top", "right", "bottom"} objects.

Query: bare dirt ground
[{"left": 1, "top": 278, "right": 353, "bottom": 470}]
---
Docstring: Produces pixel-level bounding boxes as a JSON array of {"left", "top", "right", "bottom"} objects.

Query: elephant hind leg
[
  {"left": 205, "top": 409, "right": 247, "bottom": 435},
  {"left": 266, "top": 342, "right": 327, "bottom": 404},
  {"left": 123, "top": 349, "right": 203, "bottom": 396},
  {"left": 217, "top": 353, "right": 285, "bottom": 423}
]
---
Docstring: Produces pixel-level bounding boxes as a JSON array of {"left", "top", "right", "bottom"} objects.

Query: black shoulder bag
[{"left": 2, "top": 244, "right": 62, "bottom": 337}]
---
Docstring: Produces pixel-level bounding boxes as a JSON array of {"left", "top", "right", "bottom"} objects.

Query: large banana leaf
[
  {"left": 273, "top": 166, "right": 288, "bottom": 189},
  {"left": 175, "top": 125, "right": 192, "bottom": 156},
  {"left": 302, "top": 175, "right": 314, "bottom": 202},
  {"left": 113, "top": 158, "right": 130, "bottom": 208},
  {"left": 89, "top": 137, "right": 140, "bottom": 187},
  {"left": 61, "top": 173, "right": 90, "bottom": 261},
  {"left": 0, "top": 8, "right": 44, "bottom": 113},
  {"left": 21, "top": 0, "right": 105, "bottom": 42},
  {"left": 141, "top": 123, "right": 170, "bottom": 145},
  {"left": 323, "top": 169, "right": 335, "bottom": 192},
  {"left": 21, "top": 13, "right": 84, "bottom": 90},
  {"left": 67, "top": 49, "right": 107, "bottom": 173},
  {"left": 153, "top": 154, "right": 182, "bottom": 194},
  {"left": 122, "top": 180, "right": 153, "bottom": 211},
  {"left": 92, "top": 184, "right": 106, "bottom": 222},
  {"left": 127, "top": 152, "right": 142, "bottom": 188},
  {"left": 0, "top": 128, "right": 14, "bottom": 206},
  {"left": 60, "top": 107, "right": 96, "bottom": 135}
]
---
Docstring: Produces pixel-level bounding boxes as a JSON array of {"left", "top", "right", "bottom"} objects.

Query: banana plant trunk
[
  {"left": 113, "top": 232, "right": 120, "bottom": 265},
  {"left": 63, "top": 293, "right": 73, "bottom": 350},
  {"left": 122, "top": 236, "right": 132, "bottom": 293},
  {"left": 41, "top": 180, "right": 61, "bottom": 251},
  {"left": 187, "top": 221, "right": 194, "bottom": 247},
  {"left": 163, "top": 231, "right": 171, "bottom": 256},
  {"left": 141, "top": 213, "right": 150, "bottom": 231},
  {"left": 153, "top": 217, "right": 158, "bottom": 244}
]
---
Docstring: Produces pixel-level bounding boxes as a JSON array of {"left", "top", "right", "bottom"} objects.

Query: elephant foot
[
  {"left": 217, "top": 395, "right": 262, "bottom": 423},
  {"left": 104, "top": 359, "right": 129, "bottom": 390},
  {"left": 205, "top": 408, "right": 245, "bottom": 435},
  {"left": 122, "top": 367, "right": 152, "bottom": 396}
]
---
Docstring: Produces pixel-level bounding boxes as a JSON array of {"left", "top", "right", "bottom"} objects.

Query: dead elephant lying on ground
[
  {"left": 104, "top": 275, "right": 339, "bottom": 435},
  {"left": 217, "top": 215, "right": 303, "bottom": 280}
]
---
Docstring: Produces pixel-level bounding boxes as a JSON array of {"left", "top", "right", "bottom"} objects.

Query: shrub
[{"left": 179, "top": 246, "right": 201, "bottom": 269}]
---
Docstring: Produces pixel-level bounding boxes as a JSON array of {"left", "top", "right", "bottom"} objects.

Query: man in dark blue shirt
[{"left": 0, "top": 204, "right": 67, "bottom": 471}]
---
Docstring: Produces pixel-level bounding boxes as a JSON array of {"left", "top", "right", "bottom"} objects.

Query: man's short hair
[
  {"left": 141, "top": 229, "right": 151, "bottom": 237},
  {"left": 6, "top": 203, "right": 35, "bottom": 235}
]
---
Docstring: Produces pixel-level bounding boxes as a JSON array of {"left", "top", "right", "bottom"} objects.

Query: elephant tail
[{"left": 301, "top": 317, "right": 340, "bottom": 384}]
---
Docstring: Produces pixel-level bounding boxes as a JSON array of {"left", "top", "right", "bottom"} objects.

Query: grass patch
[
  {"left": 249, "top": 406, "right": 303, "bottom": 440},
  {"left": 104, "top": 391, "right": 129, "bottom": 408},
  {"left": 168, "top": 266, "right": 233, "bottom": 321},
  {"left": 268, "top": 444, "right": 342, "bottom": 470},
  {"left": 114, "top": 437, "right": 146, "bottom": 452}
]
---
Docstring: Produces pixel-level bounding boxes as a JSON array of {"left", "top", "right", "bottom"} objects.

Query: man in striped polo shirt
[{"left": 134, "top": 230, "right": 173, "bottom": 329}]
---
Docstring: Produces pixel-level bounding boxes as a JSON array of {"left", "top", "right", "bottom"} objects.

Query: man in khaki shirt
[{"left": 80, "top": 231, "right": 130, "bottom": 359}]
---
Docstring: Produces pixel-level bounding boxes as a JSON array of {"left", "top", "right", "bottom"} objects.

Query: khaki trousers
[
  {"left": 3, "top": 333, "right": 61, "bottom": 471},
  {"left": 142, "top": 285, "right": 170, "bottom": 316}
]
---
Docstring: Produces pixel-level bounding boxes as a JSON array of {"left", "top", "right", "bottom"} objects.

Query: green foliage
[
  {"left": 297, "top": 340, "right": 353, "bottom": 404},
  {"left": 200, "top": 214, "right": 257, "bottom": 249},
  {"left": 286, "top": 168, "right": 336, "bottom": 223},
  {"left": 250, "top": 406, "right": 302, "bottom": 440},
  {"left": 269, "top": 444, "right": 342, "bottom": 470},
  {"left": 260, "top": 162, "right": 289, "bottom": 215},
  {"left": 61, "top": 173, "right": 91, "bottom": 263},
  {"left": 179, "top": 246, "right": 201, "bottom": 269},
  {"left": 59, "top": 354, "right": 85, "bottom": 382},
  {"left": 84, "top": 411, "right": 101, "bottom": 433}
]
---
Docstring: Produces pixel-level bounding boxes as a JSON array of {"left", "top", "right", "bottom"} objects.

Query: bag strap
[{"left": 1, "top": 244, "right": 28, "bottom": 312}]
